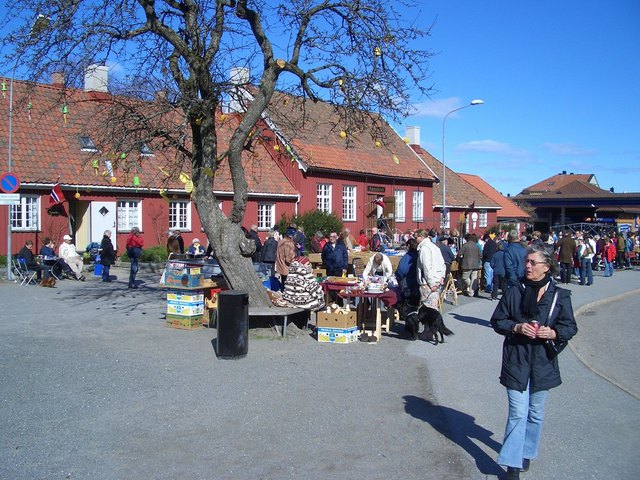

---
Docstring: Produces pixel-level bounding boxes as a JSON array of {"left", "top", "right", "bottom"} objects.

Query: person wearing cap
[
  {"left": 187, "top": 238, "right": 206, "bottom": 258},
  {"left": 58, "top": 234, "right": 86, "bottom": 281}
]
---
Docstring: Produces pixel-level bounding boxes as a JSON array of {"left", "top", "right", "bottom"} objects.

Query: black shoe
[
  {"left": 79, "top": 275, "right": 86, "bottom": 282},
  {"left": 506, "top": 467, "right": 520, "bottom": 480},
  {"left": 128, "top": 284, "right": 138, "bottom": 289},
  {"left": 521, "top": 459, "right": 530, "bottom": 472}
]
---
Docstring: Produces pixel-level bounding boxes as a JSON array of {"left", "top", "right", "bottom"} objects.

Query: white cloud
[
  {"left": 408, "top": 97, "right": 464, "bottom": 118},
  {"left": 541, "top": 142, "right": 597, "bottom": 156},
  {"left": 456, "top": 139, "right": 531, "bottom": 158}
]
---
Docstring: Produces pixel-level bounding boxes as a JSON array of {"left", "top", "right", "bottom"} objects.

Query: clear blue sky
[{"left": 398, "top": 0, "right": 640, "bottom": 196}]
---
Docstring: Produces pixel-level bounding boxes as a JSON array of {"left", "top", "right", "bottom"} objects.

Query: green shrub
[
  {"left": 119, "top": 245, "right": 168, "bottom": 263},
  {"left": 276, "top": 210, "right": 343, "bottom": 251}
]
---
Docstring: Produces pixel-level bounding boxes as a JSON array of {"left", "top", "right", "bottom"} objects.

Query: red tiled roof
[
  {"left": 3, "top": 80, "right": 297, "bottom": 196},
  {"left": 458, "top": 173, "right": 530, "bottom": 219},
  {"left": 520, "top": 173, "right": 596, "bottom": 195},
  {"left": 264, "top": 93, "right": 438, "bottom": 183},
  {"left": 410, "top": 146, "right": 500, "bottom": 209}
]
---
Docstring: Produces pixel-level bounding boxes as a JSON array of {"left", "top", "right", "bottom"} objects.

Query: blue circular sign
[{"left": 0, "top": 172, "right": 21, "bottom": 194}]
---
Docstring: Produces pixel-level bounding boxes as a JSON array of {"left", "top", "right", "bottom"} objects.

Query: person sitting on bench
[{"left": 40, "top": 237, "right": 78, "bottom": 280}]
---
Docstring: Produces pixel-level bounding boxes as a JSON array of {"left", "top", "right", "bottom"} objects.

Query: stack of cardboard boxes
[
  {"left": 164, "top": 261, "right": 205, "bottom": 330},
  {"left": 316, "top": 310, "right": 358, "bottom": 343}
]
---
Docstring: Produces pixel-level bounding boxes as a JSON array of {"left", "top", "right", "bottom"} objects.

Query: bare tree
[{"left": 1, "top": 0, "right": 432, "bottom": 306}]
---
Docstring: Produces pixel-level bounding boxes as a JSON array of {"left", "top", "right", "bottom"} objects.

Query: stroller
[{"left": 85, "top": 242, "right": 101, "bottom": 262}]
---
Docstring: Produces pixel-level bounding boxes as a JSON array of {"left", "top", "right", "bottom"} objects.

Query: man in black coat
[
  {"left": 247, "top": 224, "right": 263, "bottom": 262},
  {"left": 482, "top": 233, "right": 498, "bottom": 293},
  {"left": 17, "top": 240, "right": 44, "bottom": 280}
]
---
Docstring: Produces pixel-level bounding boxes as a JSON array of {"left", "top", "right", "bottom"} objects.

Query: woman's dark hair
[
  {"left": 406, "top": 237, "right": 418, "bottom": 251},
  {"left": 526, "top": 244, "right": 558, "bottom": 275}
]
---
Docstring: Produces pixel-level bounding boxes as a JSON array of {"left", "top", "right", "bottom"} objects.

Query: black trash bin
[{"left": 216, "top": 290, "right": 249, "bottom": 359}]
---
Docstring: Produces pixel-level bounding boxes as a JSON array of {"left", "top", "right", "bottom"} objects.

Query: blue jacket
[
  {"left": 395, "top": 250, "right": 419, "bottom": 294},
  {"left": 490, "top": 250, "right": 506, "bottom": 276},
  {"left": 504, "top": 242, "right": 526, "bottom": 282},
  {"left": 321, "top": 242, "right": 348, "bottom": 275}
]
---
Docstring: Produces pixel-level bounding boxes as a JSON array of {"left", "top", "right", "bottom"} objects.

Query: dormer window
[
  {"left": 140, "top": 143, "right": 154, "bottom": 157},
  {"left": 79, "top": 136, "right": 98, "bottom": 152}
]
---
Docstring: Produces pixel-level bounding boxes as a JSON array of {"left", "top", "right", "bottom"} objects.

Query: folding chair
[{"left": 14, "top": 258, "right": 38, "bottom": 285}]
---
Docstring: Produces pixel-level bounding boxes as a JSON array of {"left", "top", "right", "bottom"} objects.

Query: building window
[
  {"left": 479, "top": 209, "right": 488, "bottom": 228},
  {"left": 169, "top": 200, "right": 191, "bottom": 230},
  {"left": 412, "top": 191, "right": 424, "bottom": 222},
  {"left": 117, "top": 199, "right": 141, "bottom": 231},
  {"left": 79, "top": 136, "right": 98, "bottom": 152},
  {"left": 140, "top": 143, "right": 154, "bottom": 157},
  {"left": 394, "top": 189, "right": 405, "bottom": 223},
  {"left": 258, "top": 203, "right": 275, "bottom": 230},
  {"left": 342, "top": 185, "right": 356, "bottom": 221},
  {"left": 10, "top": 195, "right": 40, "bottom": 231},
  {"left": 317, "top": 183, "right": 332, "bottom": 213}
]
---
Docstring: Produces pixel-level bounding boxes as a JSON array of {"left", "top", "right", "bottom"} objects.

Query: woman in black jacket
[
  {"left": 490, "top": 244, "right": 578, "bottom": 480},
  {"left": 100, "top": 230, "right": 116, "bottom": 282}
]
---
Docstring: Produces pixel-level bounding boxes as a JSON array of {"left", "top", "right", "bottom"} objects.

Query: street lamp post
[
  {"left": 441, "top": 99, "right": 484, "bottom": 229},
  {"left": 5, "top": 14, "right": 49, "bottom": 281}
]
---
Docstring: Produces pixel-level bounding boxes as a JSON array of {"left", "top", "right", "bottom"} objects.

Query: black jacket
[
  {"left": 100, "top": 236, "right": 116, "bottom": 265},
  {"left": 261, "top": 238, "right": 278, "bottom": 263},
  {"left": 490, "top": 281, "right": 577, "bottom": 393}
]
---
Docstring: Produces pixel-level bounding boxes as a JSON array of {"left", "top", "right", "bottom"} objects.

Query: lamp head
[{"left": 470, "top": 99, "right": 484, "bottom": 105}]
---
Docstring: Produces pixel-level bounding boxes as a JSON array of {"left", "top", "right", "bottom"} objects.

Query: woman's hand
[
  {"left": 536, "top": 326, "right": 557, "bottom": 340},
  {"left": 515, "top": 323, "right": 537, "bottom": 339}
]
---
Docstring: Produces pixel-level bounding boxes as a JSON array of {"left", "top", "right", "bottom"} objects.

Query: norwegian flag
[
  {"left": 49, "top": 183, "right": 64, "bottom": 205},
  {"left": 374, "top": 197, "right": 385, "bottom": 208}
]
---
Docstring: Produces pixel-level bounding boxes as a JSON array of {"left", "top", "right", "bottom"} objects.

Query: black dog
[{"left": 400, "top": 302, "right": 454, "bottom": 344}]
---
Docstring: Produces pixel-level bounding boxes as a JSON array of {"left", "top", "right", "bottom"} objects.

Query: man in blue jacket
[
  {"left": 322, "top": 231, "right": 349, "bottom": 277},
  {"left": 504, "top": 230, "right": 526, "bottom": 287}
]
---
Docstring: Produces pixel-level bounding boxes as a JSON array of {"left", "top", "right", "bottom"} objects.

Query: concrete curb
[{"left": 569, "top": 288, "right": 640, "bottom": 401}]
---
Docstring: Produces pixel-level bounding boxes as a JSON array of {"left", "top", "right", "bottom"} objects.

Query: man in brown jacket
[{"left": 556, "top": 230, "right": 576, "bottom": 284}]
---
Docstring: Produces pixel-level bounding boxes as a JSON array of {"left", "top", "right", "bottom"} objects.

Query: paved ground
[{"left": 0, "top": 265, "right": 638, "bottom": 479}]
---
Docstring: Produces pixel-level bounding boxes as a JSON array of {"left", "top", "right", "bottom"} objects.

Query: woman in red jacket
[
  {"left": 126, "top": 227, "right": 144, "bottom": 288},
  {"left": 601, "top": 236, "right": 616, "bottom": 277}
]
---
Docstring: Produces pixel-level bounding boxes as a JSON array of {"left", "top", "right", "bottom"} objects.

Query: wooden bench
[{"left": 248, "top": 306, "right": 308, "bottom": 337}]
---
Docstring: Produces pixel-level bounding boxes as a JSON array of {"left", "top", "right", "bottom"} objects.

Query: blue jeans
[
  {"left": 604, "top": 259, "right": 614, "bottom": 277},
  {"left": 129, "top": 258, "right": 139, "bottom": 286},
  {"left": 580, "top": 257, "right": 593, "bottom": 285},
  {"left": 483, "top": 261, "right": 493, "bottom": 292},
  {"left": 102, "top": 264, "right": 111, "bottom": 281},
  {"left": 498, "top": 384, "right": 548, "bottom": 468}
]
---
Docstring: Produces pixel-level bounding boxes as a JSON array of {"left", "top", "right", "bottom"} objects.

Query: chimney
[
  {"left": 405, "top": 126, "right": 420, "bottom": 146},
  {"left": 84, "top": 64, "right": 109, "bottom": 93},
  {"left": 562, "top": 170, "right": 567, "bottom": 175},
  {"left": 228, "top": 67, "right": 250, "bottom": 113},
  {"left": 51, "top": 72, "right": 64, "bottom": 86}
]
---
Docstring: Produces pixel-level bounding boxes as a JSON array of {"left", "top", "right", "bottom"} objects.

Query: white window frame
[
  {"left": 342, "top": 185, "right": 356, "bottom": 222},
  {"left": 479, "top": 209, "right": 488, "bottom": 228},
  {"left": 10, "top": 195, "right": 40, "bottom": 231},
  {"left": 412, "top": 191, "right": 424, "bottom": 222},
  {"left": 257, "top": 203, "right": 275, "bottom": 230},
  {"left": 169, "top": 200, "right": 191, "bottom": 231},
  {"left": 317, "top": 183, "right": 332, "bottom": 213},
  {"left": 117, "top": 199, "right": 142, "bottom": 232},
  {"left": 394, "top": 189, "right": 406, "bottom": 223}
]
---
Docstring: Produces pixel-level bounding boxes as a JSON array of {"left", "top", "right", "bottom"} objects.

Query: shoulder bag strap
[{"left": 543, "top": 290, "right": 559, "bottom": 327}]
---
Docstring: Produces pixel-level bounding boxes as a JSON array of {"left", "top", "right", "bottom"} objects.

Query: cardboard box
[
  {"left": 166, "top": 301, "right": 204, "bottom": 316},
  {"left": 166, "top": 289, "right": 204, "bottom": 302},
  {"left": 166, "top": 314, "right": 203, "bottom": 330},
  {"left": 165, "top": 265, "right": 204, "bottom": 288},
  {"left": 316, "top": 311, "right": 357, "bottom": 329},
  {"left": 317, "top": 326, "right": 359, "bottom": 344}
]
